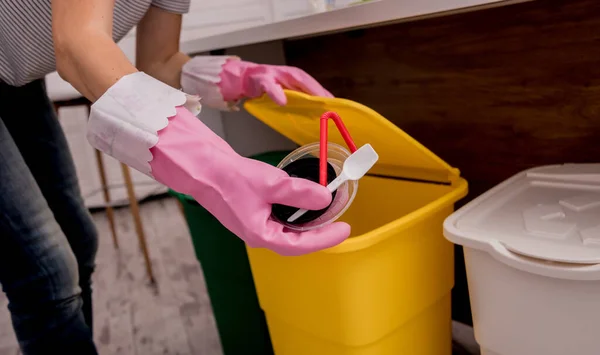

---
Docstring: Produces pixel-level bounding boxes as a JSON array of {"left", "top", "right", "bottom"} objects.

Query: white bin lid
[{"left": 444, "top": 164, "right": 600, "bottom": 280}]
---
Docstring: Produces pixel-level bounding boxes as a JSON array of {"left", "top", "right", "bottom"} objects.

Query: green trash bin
[{"left": 169, "top": 150, "right": 292, "bottom": 355}]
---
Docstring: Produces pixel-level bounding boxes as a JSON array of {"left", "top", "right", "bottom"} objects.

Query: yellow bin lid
[{"left": 244, "top": 91, "right": 461, "bottom": 184}]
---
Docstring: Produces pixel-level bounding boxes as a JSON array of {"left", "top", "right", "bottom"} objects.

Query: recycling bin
[
  {"left": 170, "top": 151, "right": 293, "bottom": 355},
  {"left": 444, "top": 163, "right": 600, "bottom": 355},
  {"left": 241, "top": 91, "right": 469, "bottom": 355}
]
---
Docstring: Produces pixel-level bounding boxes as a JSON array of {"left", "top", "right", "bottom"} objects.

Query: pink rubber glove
[
  {"left": 149, "top": 107, "right": 351, "bottom": 256},
  {"left": 218, "top": 59, "right": 334, "bottom": 106}
]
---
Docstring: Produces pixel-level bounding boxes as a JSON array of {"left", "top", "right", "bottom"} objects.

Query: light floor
[{"left": 0, "top": 197, "right": 223, "bottom": 355}]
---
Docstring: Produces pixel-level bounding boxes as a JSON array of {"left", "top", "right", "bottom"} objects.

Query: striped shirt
[{"left": 0, "top": 0, "right": 190, "bottom": 87}]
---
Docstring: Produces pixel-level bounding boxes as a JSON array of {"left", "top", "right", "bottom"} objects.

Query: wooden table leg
[
  {"left": 176, "top": 199, "right": 186, "bottom": 218},
  {"left": 94, "top": 150, "right": 119, "bottom": 250},
  {"left": 120, "top": 163, "right": 155, "bottom": 284},
  {"left": 54, "top": 101, "right": 120, "bottom": 250}
]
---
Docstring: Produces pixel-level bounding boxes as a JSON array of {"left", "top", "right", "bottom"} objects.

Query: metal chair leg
[
  {"left": 94, "top": 150, "right": 119, "bottom": 249},
  {"left": 120, "top": 162, "right": 155, "bottom": 284}
]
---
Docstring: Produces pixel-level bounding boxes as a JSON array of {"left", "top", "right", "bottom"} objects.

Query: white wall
[
  {"left": 180, "top": 0, "right": 355, "bottom": 37},
  {"left": 181, "top": 0, "right": 273, "bottom": 41}
]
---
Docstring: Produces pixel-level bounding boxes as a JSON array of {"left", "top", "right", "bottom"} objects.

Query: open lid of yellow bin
[{"left": 244, "top": 90, "right": 461, "bottom": 184}]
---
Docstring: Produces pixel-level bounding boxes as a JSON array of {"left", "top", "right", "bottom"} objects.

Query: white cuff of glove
[
  {"left": 87, "top": 72, "right": 202, "bottom": 177},
  {"left": 181, "top": 55, "right": 239, "bottom": 111}
]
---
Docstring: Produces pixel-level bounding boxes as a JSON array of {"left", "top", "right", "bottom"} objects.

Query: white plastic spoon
[{"left": 286, "top": 144, "right": 379, "bottom": 223}]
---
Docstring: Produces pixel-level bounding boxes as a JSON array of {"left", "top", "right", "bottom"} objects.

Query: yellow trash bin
[{"left": 243, "top": 91, "right": 469, "bottom": 355}]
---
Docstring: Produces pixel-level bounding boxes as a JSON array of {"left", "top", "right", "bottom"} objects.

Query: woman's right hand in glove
[{"left": 149, "top": 107, "right": 351, "bottom": 255}]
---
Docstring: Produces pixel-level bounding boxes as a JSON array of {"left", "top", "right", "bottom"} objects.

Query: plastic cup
[{"left": 271, "top": 142, "right": 358, "bottom": 231}]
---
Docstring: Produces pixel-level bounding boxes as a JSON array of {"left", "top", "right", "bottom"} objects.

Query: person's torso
[{"left": 0, "top": 0, "right": 152, "bottom": 87}]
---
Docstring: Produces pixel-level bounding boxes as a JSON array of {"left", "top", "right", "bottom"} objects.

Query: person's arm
[
  {"left": 51, "top": 0, "right": 138, "bottom": 102},
  {"left": 135, "top": 5, "right": 191, "bottom": 88}
]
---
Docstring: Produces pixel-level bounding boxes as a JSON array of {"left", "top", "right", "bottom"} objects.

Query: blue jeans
[{"left": 0, "top": 80, "right": 99, "bottom": 354}]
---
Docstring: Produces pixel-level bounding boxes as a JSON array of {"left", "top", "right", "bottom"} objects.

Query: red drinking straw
[{"left": 319, "top": 111, "right": 358, "bottom": 186}]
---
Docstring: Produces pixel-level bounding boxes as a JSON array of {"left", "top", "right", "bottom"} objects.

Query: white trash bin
[{"left": 443, "top": 163, "right": 600, "bottom": 355}]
